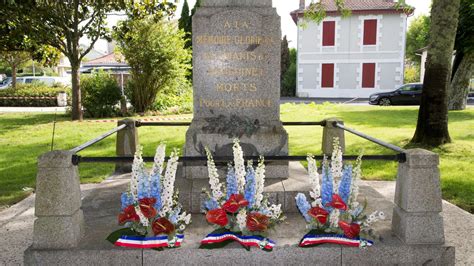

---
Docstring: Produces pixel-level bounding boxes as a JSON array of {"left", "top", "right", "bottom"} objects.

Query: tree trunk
[
  {"left": 70, "top": 62, "right": 83, "bottom": 121},
  {"left": 11, "top": 64, "right": 17, "bottom": 89},
  {"left": 411, "top": 0, "right": 460, "bottom": 147},
  {"left": 449, "top": 52, "right": 474, "bottom": 110}
]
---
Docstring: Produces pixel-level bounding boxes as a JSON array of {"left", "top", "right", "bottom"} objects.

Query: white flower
[
  {"left": 130, "top": 147, "right": 145, "bottom": 201},
  {"left": 233, "top": 139, "right": 246, "bottom": 193},
  {"left": 349, "top": 155, "right": 362, "bottom": 208},
  {"left": 159, "top": 151, "right": 179, "bottom": 216},
  {"left": 307, "top": 155, "right": 321, "bottom": 202},
  {"left": 151, "top": 144, "right": 166, "bottom": 176},
  {"left": 267, "top": 204, "right": 282, "bottom": 219},
  {"left": 329, "top": 209, "right": 340, "bottom": 228},
  {"left": 134, "top": 205, "right": 149, "bottom": 227},
  {"left": 378, "top": 211, "right": 386, "bottom": 220},
  {"left": 179, "top": 225, "right": 185, "bottom": 231},
  {"left": 254, "top": 157, "right": 265, "bottom": 208},
  {"left": 236, "top": 208, "right": 247, "bottom": 231},
  {"left": 206, "top": 148, "right": 224, "bottom": 200},
  {"left": 184, "top": 213, "right": 192, "bottom": 224},
  {"left": 330, "top": 138, "right": 343, "bottom": 191}
]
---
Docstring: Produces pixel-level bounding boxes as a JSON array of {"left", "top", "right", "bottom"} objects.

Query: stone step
[{"left": 24, "top": 173, "right": 454, "bottom": 265}]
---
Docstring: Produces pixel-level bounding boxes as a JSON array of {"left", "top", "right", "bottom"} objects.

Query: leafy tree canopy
[{"left": 406, "top": 15, "right": 431, "bottom": 64}]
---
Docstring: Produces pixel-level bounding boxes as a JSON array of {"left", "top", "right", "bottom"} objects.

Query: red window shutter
[
  {"left": 322, "top": 21, "right": 335, "bottom": 46},
  {"left": 321, "top": 64, "right": 334, "bottom": 88},
  {"left": 362, "top": 63, "right": 376, "bottom": 88},
  {"left": 363, "top": 19, "right": 377, "bottom": 45}
]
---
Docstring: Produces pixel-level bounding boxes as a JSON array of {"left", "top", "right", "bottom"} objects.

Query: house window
[
  {"left": 363, "top": 19, "right": 377, "bottom": 45},
  {"left": 362, "top": 63, "right": 376, "bottom": 88},
  {"left": 321, "top": 63, "right": 334, "bottom": 88},
  {"left": 322, "top": 21, "right": 335, "bottom": 46}
]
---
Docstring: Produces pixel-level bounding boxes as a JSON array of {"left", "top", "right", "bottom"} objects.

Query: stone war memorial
[
  {"left": 185, "top": 0, "right": 288, "bottom": 179},
  {"left": 24, "top": 0, "right": 455, "bottom": 265}
]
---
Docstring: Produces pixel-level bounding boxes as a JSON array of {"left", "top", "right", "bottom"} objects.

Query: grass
[{"left": 0, "top": 104, "right": 473, "bottom": 213}]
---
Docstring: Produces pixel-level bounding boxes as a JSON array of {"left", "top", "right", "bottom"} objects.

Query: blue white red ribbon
[
  {"left": 115, "top": 234, "right": 184, "bottom": 249},
  {"left": 299, "top": 234, "right": 373, "bottom": 248},
  {"left": 201, "top": 232, "right": 275, "bottom": 251}
]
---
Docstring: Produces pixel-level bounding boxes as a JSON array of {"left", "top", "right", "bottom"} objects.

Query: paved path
[{"left": 0, "top": 181, "right": 472, "bottom": 265}]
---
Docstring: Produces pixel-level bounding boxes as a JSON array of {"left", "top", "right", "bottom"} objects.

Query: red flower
[
  {"left": 206, "top": 208, "right": 228, "bottom": 227},
  {"left": 308, "top": 207, "right": 329, "bottom": 224},
  {"left": 327, "top": 194, "right": 348, "bottom": 211},
  {"left": 246, "top": 212, "right": 270, "bottom": 232},
  {"left": 118, "top": 205, "right": 139, "bottom": 225},
  {"left": 223, "top": 194, "right": 249, "bottom": 213},
  {"left": 138, "top": 198, "right": 157, "bottom": 219},
  {"left": 338, "top": 221, "right": 361, "bottom": 239},
  {"left": 152, "top": 217, "right": 175, "bottom": 236}
]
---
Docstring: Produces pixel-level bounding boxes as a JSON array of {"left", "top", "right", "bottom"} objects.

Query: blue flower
[
  {"left": 295, "top": 193, "right": 312, "bottom": 222},
  {"left": 120, "top": 192, "right": 134, "bottom": 210},
  {"left": 203, "top": 198, "right": 219, "bottom": 211},
  {"left": 338, "top": 165, "right": 353, "bottom": 204},
  {"left": 226, "top": 166, "right": 238, "bottom": 199},
  {"left": 150, "top": 172, "right": 162, "bottom": 211},
  {"left": 321, "top": 165, "right": 333, "bottom": 209},
  {"left": 244, "top": 166, "right": 256, "bottom": 207},
  {"left": 169, "top": 207, "right": 181, "bottom": 224},
  {"left": 137, "top": 170, "right": 151, "bottom": 200}
]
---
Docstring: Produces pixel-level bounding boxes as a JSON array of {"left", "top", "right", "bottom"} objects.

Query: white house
[{"left": 291, "top": 0, "right": 413, "bottom": 98}]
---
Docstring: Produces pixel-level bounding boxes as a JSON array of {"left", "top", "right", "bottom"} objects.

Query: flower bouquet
[
  {"left": 199, "top": 139, "right": 285, "bottom": 251},
  {"left": 296, "top": 138, "right": 385, "bottom": 248},
  {"left": 107, "top": 144, "right": 192, "bottom": 249}
]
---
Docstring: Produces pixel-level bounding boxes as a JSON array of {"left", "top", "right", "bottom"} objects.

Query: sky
[{"left": 95, "top": 0, "right": 431, "bottom": 52}]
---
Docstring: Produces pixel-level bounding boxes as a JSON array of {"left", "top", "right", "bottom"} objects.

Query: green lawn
[{"left": 0, "top": 104, "right": 473, "bottom": 213}]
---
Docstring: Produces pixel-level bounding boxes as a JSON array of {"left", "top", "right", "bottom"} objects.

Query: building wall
[{"left": 296, "top": 13, "right": 407, "bottom": 98}]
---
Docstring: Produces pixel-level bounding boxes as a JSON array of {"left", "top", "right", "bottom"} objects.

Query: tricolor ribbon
[
  {"left": 201, "top": 232, "right": 275, "bottom": 251},
  {"left": 299, "top": 233, "right": 373, "bottom": 248},
  {"left": 115, "top": 234, "right": 184, "bottom": 249}
]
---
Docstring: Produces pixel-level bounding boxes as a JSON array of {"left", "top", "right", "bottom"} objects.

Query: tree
[
  {"left": 0, "top": 1, "right": 120, "bottom": 120},
  {"left": 448, "top": 0, "right": 474, "bottom": 110},
  {"left": 282, "top": 49, "right": 297, "bottom": 97},
  {"left": 115, "top": 18, "right": 191, "bottom": 113},
  {"left": 405, "top": 15, "right": 431, "bottom": 64},
  {"left": 178, "top": 0, "right": 192, "bottom": 48},
  {"left": 411, "top": 0, "right": 460, "bottom": 146},
  {"left": 0, "top": 51, "right": 30, "bottom": 88},
  {"left": 281, "top": 36, "right": 290, "bottom": 86}
]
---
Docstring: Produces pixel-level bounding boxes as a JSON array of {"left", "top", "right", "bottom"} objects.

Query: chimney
[{"left": 300, "top": 0, "right": 305, "bottom": 9}]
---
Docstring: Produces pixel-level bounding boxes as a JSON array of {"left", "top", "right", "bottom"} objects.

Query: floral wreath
[
  {"left": 296, "top": 138, "right": 385, "bottom": 248},
  {"left": 200, "top": 139, "right": 285, "bottom": 251},
  {"left": 107, "top": 144, "right": 192, "bottom": 249}
]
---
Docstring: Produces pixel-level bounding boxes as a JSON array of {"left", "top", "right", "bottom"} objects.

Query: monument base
[{"left": 184, "top": 120, "right": 288, "bottom": 179}]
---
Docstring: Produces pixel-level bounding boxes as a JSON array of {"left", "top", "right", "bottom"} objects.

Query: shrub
[
  {"left": 115, "top": 17, "right": 191, "bottom": 113},
  {"left": 151, "top": 81, "right": 193, "bottom": 114},
  {"left": 281, "top": 48, "right": 297, "bottom": 97},
  {"left": 404, "top": 64, "right": 420, "bottom": 84},
  {"left": 0, "top": 83, "right": 70, "bottom": 107},
  {"left": 81, "top": 71, "right": 121, "bottom": 118}
]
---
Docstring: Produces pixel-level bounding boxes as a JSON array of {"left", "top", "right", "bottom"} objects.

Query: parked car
[
  {"left": 0, "top": 77, "right": 12, "bottom": 90},
  {"left": 16, "top": 76, "right": 71, "bottom": 87},
  {"left": 369, "top": 83, "right": 423, "bottom": 106}
]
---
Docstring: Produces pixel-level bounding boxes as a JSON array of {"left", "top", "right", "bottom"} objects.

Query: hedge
[{"left": 0, "top": 84, "right": 71, "bottom": 107}]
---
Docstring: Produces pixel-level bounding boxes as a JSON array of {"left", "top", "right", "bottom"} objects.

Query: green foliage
[
  {"left": 406, "top": 15, "right": 431, "bottom": 64},
  {"left": 404, "top": 64, "right": 420, "bottom": 83},
  {"left": 81, "top": 71, "right": 121, "bottom": 118},
  {"left": 115, "top": 17, "right": 191, "bottom": 113},
  {"left": 455, "top": 0, "right": 474, "bottom": 54},
  {"left": 0, "top": 83, "right": 70, "bottom": 107},
  {"left": 281, "top": 48, "right": 297, "bottom": 97},
  {"left": 178, "top": 0, "right": 192, "bottom": 49},
  {"left": 151, "top": 82, "right": 192, "bottom": 114},
  {"left": 302, "top": 1, "right": 350, "bottom": 27},
  {"left": 281, "top": 36, "right": 290, "bottom": 83}
]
